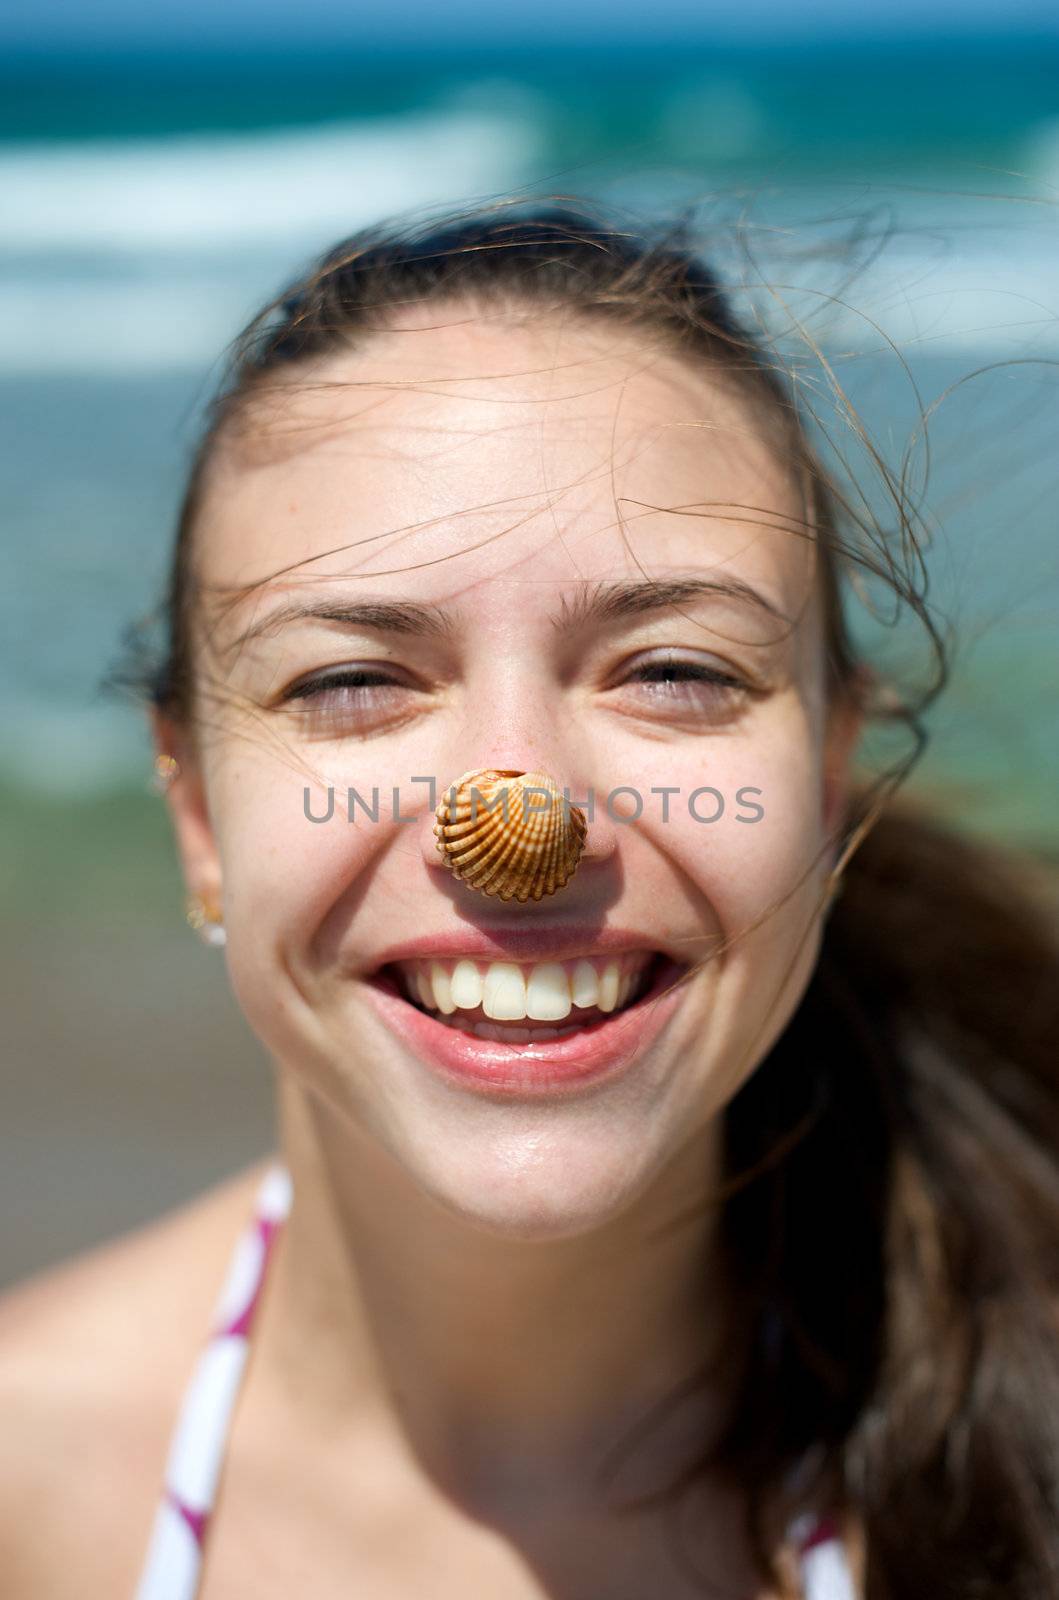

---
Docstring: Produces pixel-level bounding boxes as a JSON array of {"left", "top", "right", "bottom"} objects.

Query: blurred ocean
[{"left": 2, "top": 38, "right": 1057, "bottom": 840}]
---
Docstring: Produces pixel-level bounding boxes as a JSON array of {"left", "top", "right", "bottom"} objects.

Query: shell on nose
[{"left": 433, "top": 769, "right": 588, "bottom": 902}]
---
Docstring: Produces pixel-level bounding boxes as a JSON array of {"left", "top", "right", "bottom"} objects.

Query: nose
[{"left": 415, "top": 762, "right": 623, "bottom": 899}]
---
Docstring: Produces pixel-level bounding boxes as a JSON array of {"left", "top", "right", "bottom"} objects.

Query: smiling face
[{"left": 159, "top": 306, "right": 861, "bottom": 1238}]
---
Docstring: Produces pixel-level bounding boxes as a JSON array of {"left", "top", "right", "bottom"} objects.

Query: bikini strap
[
  {"left": 788, "top": 1509, "right": 859, "bottom": 1599},
  {"left": 133, "top": 1163, "right": 291, "bottom": 1600}
]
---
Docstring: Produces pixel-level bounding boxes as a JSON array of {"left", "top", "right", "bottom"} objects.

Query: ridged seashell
[{"left": 433, "top": 769, "right": 588, "bottom": 903}]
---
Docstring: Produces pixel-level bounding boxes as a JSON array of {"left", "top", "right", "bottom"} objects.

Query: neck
[{"left": 254, "top": 1065, "right": 737, "bottom": 1513}]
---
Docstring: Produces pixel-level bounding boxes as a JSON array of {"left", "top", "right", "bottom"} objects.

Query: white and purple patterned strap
[
  {"left": 134, "top": 1163, "right": 292, "bottom": 1600},
  {"left": 789, "top": 1510, "right": 860, "bottom": 1599},
  {"left": 134, "top": 1161, "right": 857, "bottom": 1599}
]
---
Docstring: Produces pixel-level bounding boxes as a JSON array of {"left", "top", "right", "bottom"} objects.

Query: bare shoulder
[{"left": 0, "top": 1158, "right": 276, "bottom": 1598}]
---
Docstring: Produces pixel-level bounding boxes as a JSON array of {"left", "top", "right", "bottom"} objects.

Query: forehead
[{"left": 196, "top": 311, "right": 814, "bottom": 624}]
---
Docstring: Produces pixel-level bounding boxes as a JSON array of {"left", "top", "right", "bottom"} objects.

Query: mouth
[{"left": 362, "top": 948, "right": 693, "bottom": 1097}]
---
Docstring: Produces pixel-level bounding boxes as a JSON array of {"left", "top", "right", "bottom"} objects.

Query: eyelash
[
  {"left": 283, "top": 669, "right": 408, "bottom": 728},
  {"left": 624, "top": 658, "right": 746, "bottom": 701},
  {"left": 282, "top": 659, "right": 748, "bottom": 725},
  {"left": 286, "top": 669, "right": 403, "bottom": 702}
]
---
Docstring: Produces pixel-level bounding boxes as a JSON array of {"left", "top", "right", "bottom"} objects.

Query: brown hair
[{"left": 118, "top": 197, "right": 1059, "bottom": 1597}]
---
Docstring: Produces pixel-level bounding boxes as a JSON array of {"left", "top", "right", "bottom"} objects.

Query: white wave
[
  {"left": 0, "top": 108, "right": 544, "bottom": 372},
  {"left": 0, "top": 110, "right": 542, "bottom": 254},
  {"left": 725, "top": 236, "right": 1059, "bottom": 359},
  {"left": 4, "top": 237, "right": 1055, "bottom": 375},
  {"left": 0, "top": 113, "right": 1055, "bottom": 372},
  {"left": 0, "top": 271, "right": 278, "bottom": 373}
]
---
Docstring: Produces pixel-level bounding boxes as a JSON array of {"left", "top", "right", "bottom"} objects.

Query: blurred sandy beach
[{"left": 0, "top": 786, "right": 272, "bottom": 1285}]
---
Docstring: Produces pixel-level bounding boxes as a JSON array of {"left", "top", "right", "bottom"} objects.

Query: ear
[
  {"left": 151, "top": 710, "right": 223, "bottom": 913},
  {"left": 821, "top": 671, "right": 869, "bottom": 853}
]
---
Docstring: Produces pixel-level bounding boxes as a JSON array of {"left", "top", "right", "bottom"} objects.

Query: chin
[{"left": 384, "top": 1118, "right": 676, "bottom": 1243}]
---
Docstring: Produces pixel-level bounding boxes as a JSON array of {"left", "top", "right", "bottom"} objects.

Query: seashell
[{"left": 433, "top": 769, "right": 587, "bottom": 903}]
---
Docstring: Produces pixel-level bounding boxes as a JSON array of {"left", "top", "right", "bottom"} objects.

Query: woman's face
[{"left": 162, "top": 309, "right": 860, "bottom": 1238}]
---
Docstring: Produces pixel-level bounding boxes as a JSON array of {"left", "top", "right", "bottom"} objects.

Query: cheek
[
  {"left": 623, "top": 719, "right": 829, "bottom": 1089},
  {"left": 601, "top": 708, "right": 827, "bottom": 926},
  {"left": 207, "top": 761, "right": 387, "bottom": 1022}
]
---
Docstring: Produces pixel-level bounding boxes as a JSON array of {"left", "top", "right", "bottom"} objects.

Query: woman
[{"left": 2, "top": 199, "right": 1057, "bottom": 1599}]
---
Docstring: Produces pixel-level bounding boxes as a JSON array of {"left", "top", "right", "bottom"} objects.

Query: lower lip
[{"left": 362, "top": 956, "right": 691, "bottom": 1097}]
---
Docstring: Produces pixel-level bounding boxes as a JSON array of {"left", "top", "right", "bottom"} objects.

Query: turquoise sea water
[
  {"left": 2, "top": 37, "right": 1057, "bottom": 849},
  {"left": 2, "top": 37, "right": 1056, "bottom": 159}
]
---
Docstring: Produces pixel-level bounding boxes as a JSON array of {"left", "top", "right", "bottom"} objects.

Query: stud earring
[
  {"left": 185, "top": 892, "right": 226, "bottom": 947},
  {"left": 150, "top": 754, "right": 180, "bottom": 794}
]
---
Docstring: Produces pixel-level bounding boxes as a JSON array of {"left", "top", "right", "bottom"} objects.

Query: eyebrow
[
  {"left": 227, "top": 597, "right": 460, "bottom": 653},
  {"left": 226, "top": 573, "right": 789, "bottom": 653},
  {"left": 548, "top": 575, "right": 790, "bottom": 631}
]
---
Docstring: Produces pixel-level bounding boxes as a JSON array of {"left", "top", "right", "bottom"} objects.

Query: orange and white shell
[{"left": 433, "top": 769, "right": 587, "bottom": 903}]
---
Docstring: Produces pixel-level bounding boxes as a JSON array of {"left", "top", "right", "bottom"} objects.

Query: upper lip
[{"left": 368, "top": 925, "right": 691, "bottom": 974}]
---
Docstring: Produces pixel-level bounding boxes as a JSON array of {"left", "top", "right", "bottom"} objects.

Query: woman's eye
[
  {"left": 278, "top": 657, "right": 748, "bottom": 734},
  {"left": 281, "top": 668, "right": 413, "bottom": 731},
  {"left": 618, "top": 657, "right": 749, "bottom": 714}
]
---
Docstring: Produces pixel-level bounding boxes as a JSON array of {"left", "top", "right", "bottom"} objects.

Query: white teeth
[
  {"left": 414, "top": 968, "right": 434, "bottom": 1009},
  {"left": 482, "top": 962, "right": 527, "bottom": 1021},
  {"left": 428, "top": 961, "right": 457, "bottom": 1015},
  {"left": 570, "top": 960, "right": 600, "bottom": 1009},
  {"left": 597, "top": 961, "right": 621, "bottom": 1013},
  {"left": 450, "top": 959, "right": 483, "bottom": 1010},
  {"left": 404, "top": 952, "right": 654, "bottom": 1023},
  {"left": 524, "top": 962, "right": 573, "bottom": 1021}
]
